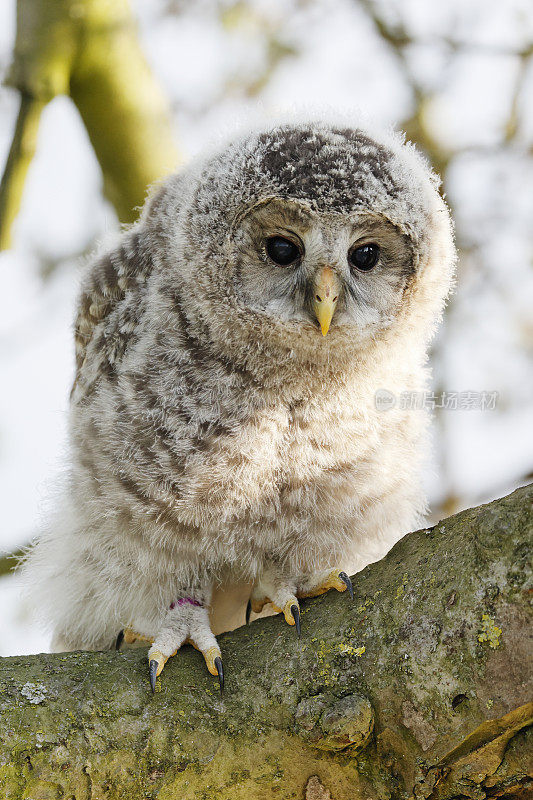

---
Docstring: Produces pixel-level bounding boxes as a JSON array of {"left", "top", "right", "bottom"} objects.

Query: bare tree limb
[
  {"left": 0, "top": 0, "right": 179, "bottom": 250},
  {"left": 0, "top": 93, "right": 44, "bottom": 250}
]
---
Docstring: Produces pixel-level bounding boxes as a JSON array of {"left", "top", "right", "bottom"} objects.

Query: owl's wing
[{"left": 71, "top": 227, "right": 154, "bottom": 404}]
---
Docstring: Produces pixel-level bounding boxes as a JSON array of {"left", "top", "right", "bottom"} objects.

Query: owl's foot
[
  {"left": 246, "top": 567, "right": 353, "bottom": 634},
  {"left": 246, "top": 569, "right": 353, "bottom": 636},
  {"left": 148, "top": 643, "right": 223, "bottom": 695},
  {"left": 116, "top": 597, "right": 223, "bottom": 694},
  {"left": 297, "top": 568, "right": 354, "bottom": 601},
  {"left": 247, "top": 569, "right": 301, "bottom": 634}
]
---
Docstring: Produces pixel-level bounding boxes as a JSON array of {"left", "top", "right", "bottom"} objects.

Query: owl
[{"left": 22, "top": 119, "right": 455, "bottom": 692}]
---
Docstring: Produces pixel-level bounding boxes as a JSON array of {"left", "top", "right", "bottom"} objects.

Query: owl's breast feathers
[{"left": 70, "top": 225, "right": 418, "bottom": 550}]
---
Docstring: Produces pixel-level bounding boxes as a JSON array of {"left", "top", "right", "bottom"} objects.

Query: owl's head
[{"left": 146, "top": 120, "right": 455, "bottom": 370}]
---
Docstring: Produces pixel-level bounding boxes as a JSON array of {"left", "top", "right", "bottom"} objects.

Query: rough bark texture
[{"left": 1, "top": 485, "right": 531, "bottom": 800}]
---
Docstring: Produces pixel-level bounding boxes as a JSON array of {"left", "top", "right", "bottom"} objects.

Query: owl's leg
[
  {"left": 247, "top": 565, "right": 353, "bottom": 633},
  {"left": 117, "top": 588, "right": 223, "bottom": 694}
]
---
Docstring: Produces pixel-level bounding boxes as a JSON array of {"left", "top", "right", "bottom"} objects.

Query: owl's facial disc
[
  {"left": 231, "top": 197, "right": 416, "bottom": 343},
  {"left": 311, "top": 266, "right": 342, "bottom": 336}
]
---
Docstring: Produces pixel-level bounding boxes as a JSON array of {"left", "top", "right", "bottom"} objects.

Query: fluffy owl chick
[{"left": 22, "top": 119, "right": 455, "bottom": 692}]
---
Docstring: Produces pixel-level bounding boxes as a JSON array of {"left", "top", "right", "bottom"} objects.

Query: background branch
[
  {"left": 0, "top": 93, "right": 43, "bottom": 250},
  {"left": 0, "top": 0, "right": 179, "bottom": 250}
]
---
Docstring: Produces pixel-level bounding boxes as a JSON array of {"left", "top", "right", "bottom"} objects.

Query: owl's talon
[
  {"left": 245, "top": 599, "right": 252, "bottom": 625},
  {"left": 339, "top": 572, "right": 354, "bottom": 600},
  {"left": 149, "top": 659, "right": 158, "bottom": 693},
  {"left": 200, "top": 645, "right": 224, "bottom": 692},
  {"left": 148, "top": 649, "right": 168, "bottom": 693},
  {"left": 115, "top": 629, "right": 124, "bottom": 650},
  {"left": 290, "top": 603, "right": 301, "bottom": 637},
  {"left": 214, "top": 656, "right": 224, "bottom": 693},
  {"left": 279, "top": 598, "right": 301, "bottom": 632}
]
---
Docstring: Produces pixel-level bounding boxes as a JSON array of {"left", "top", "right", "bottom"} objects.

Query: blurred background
[{"left": 1, "top": 0, "right": 532, "bottom": 656}]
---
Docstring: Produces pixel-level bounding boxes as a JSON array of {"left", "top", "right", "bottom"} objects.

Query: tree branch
[
  {"left": 0, "top": 93, "right": 44, "bottom": 250},
  {"left": 1, "top": 485, "right": 531, "bottom": 799},
  {"left": 0, "top": 0, "right": 179, "bottom": 250}
]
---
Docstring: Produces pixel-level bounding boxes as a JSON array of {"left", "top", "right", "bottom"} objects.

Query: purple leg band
[{"left": 170, "top": 597, "right": 203, "bottom": 610}]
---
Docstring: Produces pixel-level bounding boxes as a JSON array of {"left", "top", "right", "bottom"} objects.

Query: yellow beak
[{"left": 311, "top": 266, "right": 341, "bottom": 336}]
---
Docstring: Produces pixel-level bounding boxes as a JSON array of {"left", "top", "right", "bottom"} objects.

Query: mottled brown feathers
[{"left": 72, "top": 231, "right": 153, "bottom": 400}]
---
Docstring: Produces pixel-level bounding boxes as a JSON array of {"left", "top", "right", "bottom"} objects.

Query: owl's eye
[
  {"left": 266, "top": 236, "right": 302, "bottom": 266},
  {"left": 349, "top": 243, "right": 380, "bottom": 272}
]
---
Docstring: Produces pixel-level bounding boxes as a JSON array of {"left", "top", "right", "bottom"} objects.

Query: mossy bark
[
  {"left": 1, "top": 485, "right": 531, "bottom": 799},
  {"left": 1, "top": 0, "right": 179, "bottom": 249}
]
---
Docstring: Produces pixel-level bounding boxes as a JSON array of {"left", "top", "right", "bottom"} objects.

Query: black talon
[
  {"left": 214, "top": 656, "right": 224, "bottom": 693},
  {"left": 149, "top": 660, "right": 158, "bottom": 694},
  {"left": 245, "top": 599, "right": 252, "bottom": 626},
  {"left": 115, "top": 629, "right": 124, "bottom": 650},
  {"left": 290, "top": 604, "right": 301, "bottom": 637},
  {"left": 339, "top": 572, "right": 354, "bottom": 600}
]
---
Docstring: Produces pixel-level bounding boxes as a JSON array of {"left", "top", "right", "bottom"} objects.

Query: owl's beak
[{"left": 311, "top": 266, "right": 341, "bottom": 336}]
